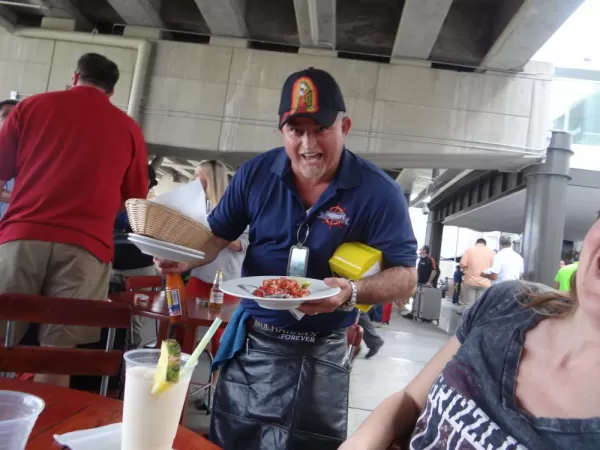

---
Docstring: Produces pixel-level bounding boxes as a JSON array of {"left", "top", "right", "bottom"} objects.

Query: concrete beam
[
  {"left": 29, "top": 0, "right": 93, "bottom": 30},
  {"left": 395, "top": 169, "right": 422, "bottom": 196},
  {"left": 293, "top": 0, "right": 335, "bottom": 49},
  {"left": 392, "top": 0, "right": 453, "bottom": 59},
  {"left": 0, "top": 6, "right": 16, "bottom": 32},
  {"left": 106, "top": 0, "right": 164, "bottom": 28},
  {"left": 479, "top": 0, "right": 584, "bottom": 71},
  {"left": 194, "top": 0, "right": 248, "bottom": 38}
]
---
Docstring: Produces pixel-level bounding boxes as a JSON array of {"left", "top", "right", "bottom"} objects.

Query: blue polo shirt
[{"left": 208, "top": 147, "right": 417, "bottom": 332}]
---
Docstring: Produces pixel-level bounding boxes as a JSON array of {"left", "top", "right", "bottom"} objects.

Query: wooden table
[
  {"left": 0, "top": 379, "right": 220, "bottom": 449},
  {"left": 109, "top": 291, "right": 239, "bottom": 326},
  {"left": 109, "top": 291, "right": 239, "bottom": 353}
]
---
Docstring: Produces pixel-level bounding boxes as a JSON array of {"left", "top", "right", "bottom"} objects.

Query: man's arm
[
  {"left": 121, "top": 125, "right": 149, "bottom": 203},
  {"left": 352, "top": 184, "right": 418, "bottom": 304},
  {"left": 0, "top": 105, "right": 21, "bottom": 185},
  {"left": 299, "top": 183, "right": 417, "bottom": 315},
  {"left": 459, "top": 250, "right": 468, "bottom": 269},
  {"left": 481, "top": 272, "right": 498, "bottom": 281},
  {"left": 482, "top": 253, "right": 500, "bottom": 281},
  {"left": 0, "top": 181, "right": 10, "bottom": 203},
  {"left": 553, "top": 268, "right": 562, "bottom": 290},
  {"left": 156, "top": 168, "right": 250, "bottom": 274},
  {"left": 425, "top": 258, "right": 437, "bottom": 286},
  {"left": 355, "top": 266, "right": 417, "bottom": 304}
]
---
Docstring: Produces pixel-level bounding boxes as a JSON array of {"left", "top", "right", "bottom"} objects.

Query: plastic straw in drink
[{"left": 181, "top": 317, "right": 222, "bottom": 378}]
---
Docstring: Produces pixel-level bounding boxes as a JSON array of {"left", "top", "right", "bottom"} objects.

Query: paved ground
[{"left": 183, "top": 298, "right": 461, "bottom": 438}]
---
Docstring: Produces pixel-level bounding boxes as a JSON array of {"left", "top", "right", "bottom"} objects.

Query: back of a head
[
  {"left": 499, "top": 235, "right": 512, "bottom": 248},
  {"left": 76, "top": 53, "right": 120, "bottom": 93},
  {"left": 476, "top": 238, "right": 487, "bottom": 245}
]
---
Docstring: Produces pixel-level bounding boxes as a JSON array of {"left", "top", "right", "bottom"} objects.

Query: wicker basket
[{"left": 125, "top": 198, "right": 212, "bottom": 251}]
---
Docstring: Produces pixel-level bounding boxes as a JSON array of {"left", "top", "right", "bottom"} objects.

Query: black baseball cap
[{"left": 278, "top": 67, "right": 346, "bottom": 129}]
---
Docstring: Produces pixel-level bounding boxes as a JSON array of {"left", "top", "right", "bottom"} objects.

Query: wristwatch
[{"left": 339, "top": 280, "right": 358, "bottom": 311}]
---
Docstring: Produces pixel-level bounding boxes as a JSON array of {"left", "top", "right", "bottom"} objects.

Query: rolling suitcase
[
  {"left": 382, "top": 303, "right": 392, "bottom": 324},
  {"left": 413, "top": 286, "right": 442, "bottom": 324}
]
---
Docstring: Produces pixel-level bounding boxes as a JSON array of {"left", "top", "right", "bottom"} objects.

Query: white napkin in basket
[{"left": 150, "top": 179, "right": 209, "bottom": 229}]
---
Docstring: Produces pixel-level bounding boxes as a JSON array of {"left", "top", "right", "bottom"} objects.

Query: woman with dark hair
[{"left": 341, "top": 221, "right": 600, "bottom": 449}]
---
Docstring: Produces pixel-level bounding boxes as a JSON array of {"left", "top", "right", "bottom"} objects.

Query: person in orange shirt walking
[{"left": 460, "top": 238, "right": 495, "bottom": 307}]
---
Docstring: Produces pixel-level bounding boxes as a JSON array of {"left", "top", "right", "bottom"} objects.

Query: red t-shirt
[{"left": 0, "top": 86, "right": 149, "bottom": 263}]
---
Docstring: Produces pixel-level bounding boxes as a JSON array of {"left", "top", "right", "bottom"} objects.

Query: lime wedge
[
  {"left": 291, "top": 277, "right": 311, "bottom": 289},
  {"left": 151, "top": 339, "right": 181, "bottom": 395}
]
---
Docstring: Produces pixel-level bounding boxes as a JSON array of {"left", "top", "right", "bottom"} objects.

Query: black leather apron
[{"left": 210, "top": 320, "right": 350, "bottom": 450}]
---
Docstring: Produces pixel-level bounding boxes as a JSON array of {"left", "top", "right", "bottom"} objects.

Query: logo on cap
[{"left": 290, "top": 76, "right": 319, "bottom": 115}]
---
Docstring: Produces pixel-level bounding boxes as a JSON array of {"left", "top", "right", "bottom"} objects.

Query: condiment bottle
[
  {"left": 209, "top": 270, "right": 224, "bottom": 312},
  {"left": 165, "top": 273, "right": 187, "bottom": 324}
]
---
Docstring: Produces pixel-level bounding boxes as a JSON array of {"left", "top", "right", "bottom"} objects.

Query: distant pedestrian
[{"left": 452, "top": 265, "right": 462, "bottom": 304}]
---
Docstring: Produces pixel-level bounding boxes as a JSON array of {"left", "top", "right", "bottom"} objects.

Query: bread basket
[{"left": 125, "top": 198, "right": 212, "bottom": 251}]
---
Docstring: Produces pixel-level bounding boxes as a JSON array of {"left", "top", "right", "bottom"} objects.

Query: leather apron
[{"left": 210, "top": 320, "right": 350, "bottom": 450}]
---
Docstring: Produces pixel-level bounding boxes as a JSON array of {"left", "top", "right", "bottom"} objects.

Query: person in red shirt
[{"left": 0, "top": 53, "right": 148, "bottom": 387}]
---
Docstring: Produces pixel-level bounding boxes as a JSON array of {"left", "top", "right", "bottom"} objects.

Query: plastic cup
[
  {"left": 122, "top": 349, "right": 197, "bottom": 450},
  {"left": 0, "top": 390, "right": 45, "bottom": 450}
]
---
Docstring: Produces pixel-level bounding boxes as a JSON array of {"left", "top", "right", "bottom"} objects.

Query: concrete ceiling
[
  {"left": 149, "top": 146, "right": 402, "bottom": 182},
  {"left": 443, "top": 184, "right": 599, "bottom": 241},
  {"left": 0, "top": 0, "right": 584, "bottom": 71}
]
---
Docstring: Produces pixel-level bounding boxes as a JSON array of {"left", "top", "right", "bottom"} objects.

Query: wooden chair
[
  {"left": 124, "top": 275, "right": 163, "bottom": 291},
  {"left": 0, "top": 293, "right": 132, "bottom": 397}
]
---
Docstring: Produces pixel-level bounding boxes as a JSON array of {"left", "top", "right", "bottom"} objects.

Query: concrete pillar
[
  {"left": 522, "top": 131, "right": 573, "bottom": 285},
  {"left": 425, "top": 210, "right": 443, "bottom": 264}
]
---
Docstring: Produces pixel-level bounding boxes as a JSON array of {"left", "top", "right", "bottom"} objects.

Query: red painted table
[
  {"left": 108, "top": 291, "right": 239, "bottom": 353},
  {"left": 0, "top": 379, "right": 221, "bottom": 449}
]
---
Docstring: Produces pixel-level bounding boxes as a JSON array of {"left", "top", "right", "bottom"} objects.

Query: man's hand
[
  {"left": 297, "top": 277, "right": 352, "bottom": 315},
  {"left": 154, "top": 258, "right": 193, "bottom": 275}
]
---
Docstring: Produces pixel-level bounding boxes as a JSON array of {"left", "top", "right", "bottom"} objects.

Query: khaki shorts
[
  {"left": 461, "top": 283, "right": 487, "bottom": 307},
  {"left": 0, "top": 240, "right": 111, "bottom": 347}
]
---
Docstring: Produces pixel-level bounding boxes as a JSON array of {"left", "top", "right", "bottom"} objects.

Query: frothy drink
[{"left": 121, "top": 351, "right": 194, "bottom": 450}]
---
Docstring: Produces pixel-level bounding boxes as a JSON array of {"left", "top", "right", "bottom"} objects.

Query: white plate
[
  {"left": 128, "top": 233, "right": 205, "bottom": 255},
  {"left": 220, "top": 276, "right": 341, "bottom": 310},
  {"left": 127, "top": 236, "right": 205, "bottom": 263}
]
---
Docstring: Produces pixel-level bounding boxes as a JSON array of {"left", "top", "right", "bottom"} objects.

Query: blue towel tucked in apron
[{"left": 211, "top": 306, "right": 249, "bottom": 371}]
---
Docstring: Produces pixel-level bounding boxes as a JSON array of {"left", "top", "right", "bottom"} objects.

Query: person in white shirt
[
  {"left": 186, "top": 160, "right": 248, "bottom": 294},
  {"left": 482, "top": 235, "right": 524, "bottom": 284}
]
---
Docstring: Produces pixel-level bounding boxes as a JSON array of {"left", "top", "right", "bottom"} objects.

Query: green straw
[{"left": 181, "top": 317, "right": 223, "bottom": 377}]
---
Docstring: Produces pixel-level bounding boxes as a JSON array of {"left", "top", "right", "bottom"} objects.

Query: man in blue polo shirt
[{"left": 157, "top": 67, "right": 417, "bottom": 450}]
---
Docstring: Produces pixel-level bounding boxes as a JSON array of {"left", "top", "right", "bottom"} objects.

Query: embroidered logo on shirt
[{"left": 318, "top": 205, "right": 350, "bottom": 229}]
